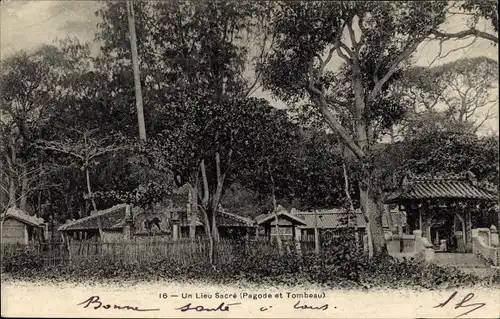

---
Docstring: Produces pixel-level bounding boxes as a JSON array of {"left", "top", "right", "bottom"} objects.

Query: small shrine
[{"left": 385, "top": 173, "right": 497, "bottom": 253}]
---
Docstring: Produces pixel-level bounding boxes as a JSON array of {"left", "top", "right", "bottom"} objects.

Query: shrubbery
[
  {"left": 2, "top": 250, "right": 44, "bottom": 273},
  {"left": 2, "top": 245, "right": 498, "bottom": 289}
]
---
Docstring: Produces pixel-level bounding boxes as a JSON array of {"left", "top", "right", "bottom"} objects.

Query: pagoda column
[{"left": 465, "top": 210, "right": 472, "bottom": 252}]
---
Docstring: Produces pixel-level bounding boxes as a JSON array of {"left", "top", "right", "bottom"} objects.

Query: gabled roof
[
  {"left": 385, "top": 174, "right": 498, "bottom": 204},
  {"left": 1, "top": 207, "right": 45, "bottom": 227},
  {"left": 255, "top": 206, "right": 308, "bottom": 226},
  {"left": 58, "top": 204, "right": 129, "bottom": 231}
]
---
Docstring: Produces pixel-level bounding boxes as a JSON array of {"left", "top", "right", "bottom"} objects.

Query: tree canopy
[{"left": 0, "top": 0, "right": 497, "bottom": 251}]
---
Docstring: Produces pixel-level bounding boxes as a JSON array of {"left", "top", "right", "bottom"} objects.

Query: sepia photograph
[{"left": 1, "top": 0, "right": 499, "bottom": 318}]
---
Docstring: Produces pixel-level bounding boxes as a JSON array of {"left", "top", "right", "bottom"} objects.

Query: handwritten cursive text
[
  {"left": 176, "top": 302, "right": 242, "bottom": 312},
  {"left": 293, "top": 300, "right": 329, "bottom": 311},
  {"left": 77, "top": 296, "right": 160, "bottom": 312}
]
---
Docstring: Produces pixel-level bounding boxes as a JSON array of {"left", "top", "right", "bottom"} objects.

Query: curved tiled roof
[{"left": 385, "top": 175, "right": 498, "bottom": 203}]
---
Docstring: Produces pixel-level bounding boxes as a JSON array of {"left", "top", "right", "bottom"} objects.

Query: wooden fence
[{"left": 1, "top": 238, "right": 320, "bottom": 267}]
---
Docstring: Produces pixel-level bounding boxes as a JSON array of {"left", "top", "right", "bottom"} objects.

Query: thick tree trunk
[
  {"left": 200, "top": 207, "right": 214, "bottom": 265},
  {"left": 353, "top": 91, "right": 387, "bottom": 256},
  {"left": 211, "top": 209, "right": 219, "bottom": 241},
  {"left": 360, "top": 187, "right": 387, "bottom": 256}
]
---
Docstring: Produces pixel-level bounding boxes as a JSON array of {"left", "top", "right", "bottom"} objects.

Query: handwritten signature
[
  {"left": 434, "top": 291, "right": 486, "bottom": 318},
  {"left": 78, "top": 296, "right": 160, "bottom": 312},
  {"left": 175, "top": 300, "right": 329, "bottom": 312}
]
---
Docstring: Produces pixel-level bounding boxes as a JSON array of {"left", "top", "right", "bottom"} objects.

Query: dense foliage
[
  {"left": 2, "top": 244, "right": 496, "bottom": 289},
  {"left": 0, "top": 0, "right": 498, "bottom": 249}
]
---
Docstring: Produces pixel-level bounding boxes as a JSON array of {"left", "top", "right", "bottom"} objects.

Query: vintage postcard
[{"left": 1, "top": 0, "right": 499, "bottom": 318}]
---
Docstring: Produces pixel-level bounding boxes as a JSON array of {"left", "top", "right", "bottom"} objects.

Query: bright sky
[{"left": 1, "top": 0, "right": 498, "bottom": 134}]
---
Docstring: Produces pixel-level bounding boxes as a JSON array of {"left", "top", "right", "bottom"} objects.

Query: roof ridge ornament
[{"left": 465, "top": 171, "right": 477, "bottom": 185}]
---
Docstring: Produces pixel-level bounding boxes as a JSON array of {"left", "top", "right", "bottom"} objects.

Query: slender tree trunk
[
  {"left": 8, "top": 176, "right": 16, "bottom": 209},
  {"left": 189, "top": 183, "right": 197, "bottom": 239},
  {"left": 209, "top": 151, "right": 231, "bottom": 242},
  {"left": 267, "top": 159, "right": 282, "bottom": 254},
  {"left": 85, "top": 168, "right": 97, "bottom": 212},
  {"left": 342, "top": 161, "right": 356, "bottom": 213},
  {"left": 314, "top": 209, "right": 320, "bottom": 254},
  {"left": 126, "top": 0, "right": 147, "bottom": 141},
  {"left": 7, "top": 135, "right": 17, "bottom": 208},
  {"left": 272, "top": 194, "right": 283, "bottom": 254},
  {"left": 37, "top": 189, "right": 42, "bottom": 218},
  {"left": 85, "top": 167, "right": 102, "bottom": 237},
  {"left": 210, "top": 195, "right": 221, "bottom": 242},
  {"left": 19, "top": 164, "right": 29, "bottom": 211},
  {"left": 199, "top": 160, "right": 214, "bottom": 265},
  {"left": 342, "top": 159, "right": 361, "bottom": 250}
]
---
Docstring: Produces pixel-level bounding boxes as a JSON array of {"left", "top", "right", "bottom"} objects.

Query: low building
[
  {"left": 385, "top": 173, "right": 497, "bottom": 253},
  {"left": 294, "top": 208, "right": 367, "bottom": 243},
  {"left": 255, "top": 206, "right": 308, "bottom": 242},
  {"left": 1, "top": 207, "right": 46, "bottom": 245},
  {"left": 255, "top": 205, "right": 404, "bottom": 244},
  {"left": 178, "top": 209, "right": 257, "bottom": 240},
  {"left": 58, "top": 204, "right": 132, "bottom": 242}
]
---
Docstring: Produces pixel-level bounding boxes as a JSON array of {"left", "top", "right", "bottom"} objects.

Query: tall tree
[
  {"left": 126, "top": 0, "right": 147, "bottom": 141},
  {"left": 0, "top": 44, "right": 76, "bottom": 212},
  {"left": 259, "top": 1, "right": 448, "bottom": 255},
  {"left": 95, "top": 0, "right": 277, "bottom": 247},
  {"left": 142, "top": 95, "right": 296, "bottom": 262}
]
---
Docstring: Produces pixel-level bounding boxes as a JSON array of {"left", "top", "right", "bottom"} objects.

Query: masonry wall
[{"left": 1, "top": 218, "right": 27, "bottom": 244}]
